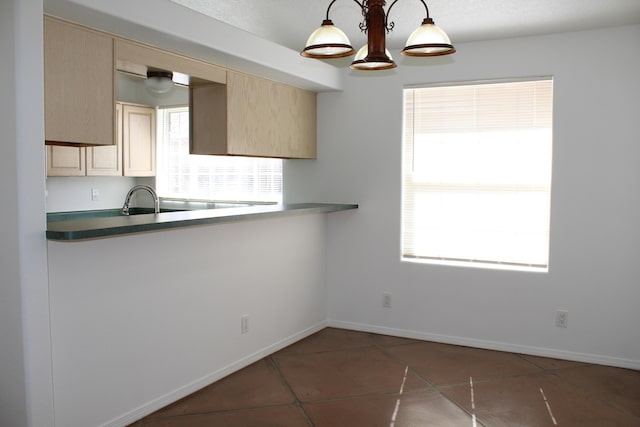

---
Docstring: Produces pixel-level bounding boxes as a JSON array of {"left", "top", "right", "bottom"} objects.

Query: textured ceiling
[{"left": 170, "top": 0, "right": 640, "bottom": 52}]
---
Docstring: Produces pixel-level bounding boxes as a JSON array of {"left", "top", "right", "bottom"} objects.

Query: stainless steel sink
[{"left": 47, "top": 201, "right": 260, "bottom": 223}]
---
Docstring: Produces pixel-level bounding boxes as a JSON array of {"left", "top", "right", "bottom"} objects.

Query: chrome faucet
[{"left": 121, "top": 185, "right": 160, "bottom": 215}]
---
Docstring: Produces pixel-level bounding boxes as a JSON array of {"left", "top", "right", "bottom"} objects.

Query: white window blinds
[
  {"left": 156, "top": 107, "right": 283, "bottom": 203},
  {"left": 402, "top": 78, "right": 553, "bottom": 271}
]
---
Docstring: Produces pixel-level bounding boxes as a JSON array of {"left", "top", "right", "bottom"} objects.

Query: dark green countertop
[{"left": 46, "top": 203, "right": 358, "bottom": 241}]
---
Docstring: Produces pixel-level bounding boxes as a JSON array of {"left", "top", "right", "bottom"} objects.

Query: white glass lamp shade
[
  {"left": 145, "top": 71, "right": 174, "bottom": 93},
  {"left": 301, "top": 20, "right": 355, "bottom": 58},
  {"left": 350, "top": 44, "right": 396, "bottom": 71},
  {"left": 402, "top": 18, "right": 455, "bottom": 57}
]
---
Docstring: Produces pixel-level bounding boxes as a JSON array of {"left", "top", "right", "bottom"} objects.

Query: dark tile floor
[{"left": 129, "top": 328, "right": 640, "bottom": 426}]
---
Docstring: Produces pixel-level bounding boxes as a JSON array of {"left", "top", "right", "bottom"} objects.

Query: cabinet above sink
[{"left": 190, "top": 70, "right": 317, "bottom": 159}]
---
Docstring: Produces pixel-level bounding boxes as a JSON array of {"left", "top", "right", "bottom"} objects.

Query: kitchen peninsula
[
  {"left": 46, "top": 203, "right": 358, "bottom": 426},
  {"left": 47, "top": 203, "right": 358, "bottom": 241}
]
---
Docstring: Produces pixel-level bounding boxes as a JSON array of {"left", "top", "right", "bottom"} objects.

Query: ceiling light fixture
[
  {"left": 145, "top": 70, "right": 174, "bottom": 93},
  {"left": 301, "top": 0, "right": 455, "bottom": 71}
]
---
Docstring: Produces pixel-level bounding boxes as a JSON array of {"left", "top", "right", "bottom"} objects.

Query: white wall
[
  {"left": 0, "top": 1, "right": 28, "bottom": 424},
  {"left": 0, "top": 0, "right": 54, "bottom": 426},
  {"left": 287, "top": 25, "right": 640, "bottom": 369},
  {"left": 47, "top": 214, "right": 329, "bottom": 427}
]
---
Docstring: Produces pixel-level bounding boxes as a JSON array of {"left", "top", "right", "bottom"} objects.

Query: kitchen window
[
  {"left": 402, "top": 78, "right": 553, "bottom": 271},
  {"left": 156, "top": 106, "right": 283, "bottom": 203}
]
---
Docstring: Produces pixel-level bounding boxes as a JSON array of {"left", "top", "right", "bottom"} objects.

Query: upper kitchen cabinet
[
  {"left": 191, "top": 71, "right": 317, "bottom": 159},
  {"left": 228, "top": 71, "right": 316, "bottom": 159},
  {"left": 44, "top": 17, "right": 114, "bottom": 146}
]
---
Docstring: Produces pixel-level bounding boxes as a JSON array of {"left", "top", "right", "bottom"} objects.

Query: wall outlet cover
[
  {"left": 383, "top": 292, "right": 392, "bottom": 308},
  {"left": 555, "top": 310, "right": 568, "bottom": 328},
  {"left": 241, "top": 314, "right": 249, "bottom": 334}
]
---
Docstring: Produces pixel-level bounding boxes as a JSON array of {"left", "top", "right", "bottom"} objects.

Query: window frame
[{"left": 401, "top": 77, "right": 554, "bottom": 272}]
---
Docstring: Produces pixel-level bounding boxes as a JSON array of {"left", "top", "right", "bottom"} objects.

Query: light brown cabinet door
[
  {"left": 46, "top": 146, "right": 86, "bottom": 176},
  {"left": 86, "top": 104, "right": 122, "bottom": 176},
  {"left": 227, "top": 71, "right": 317, "bottom": 159},
  {"left": 123, "top": 104, "right": 156, "bottom": 177},
  {"left": 44, "top": 17, "right": 114, "bottom": 146}
]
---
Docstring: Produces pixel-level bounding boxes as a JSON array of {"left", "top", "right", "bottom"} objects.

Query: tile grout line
[
  {"left": 374, "top": 343, "right": 437, "bottom": 389},
  {"left": 546, "top": 368, "right": 640, "bottom": 422},
  {"left": 374, "top": 343, "right": 486, "bottom": 425},
  {"left": 268, "top": 354, "right": 316, "bottom": 427},
  {"left": 140, "top": 403, "right": 311, "bottom": 424}
]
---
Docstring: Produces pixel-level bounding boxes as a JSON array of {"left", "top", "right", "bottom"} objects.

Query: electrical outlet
[
  {"left": 383, "top": 292, "right": 392, "bottom": 308},
  {"left": 555, "top": 310, "right": 568, "bottom": 328},
  {"left": 241, "top": 314, "right": 249, "bottom": 334},
  {"left": 91, "top": 188, "right": 100, "bottom": 201}
]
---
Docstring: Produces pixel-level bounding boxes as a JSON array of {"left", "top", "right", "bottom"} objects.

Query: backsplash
[{"left": 46, "top": 176, "right": 142, "bottom": 212}]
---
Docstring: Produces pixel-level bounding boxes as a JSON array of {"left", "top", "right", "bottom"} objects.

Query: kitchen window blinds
[{"left": 156, "top": 107, "right": 282, "bottom": 203}]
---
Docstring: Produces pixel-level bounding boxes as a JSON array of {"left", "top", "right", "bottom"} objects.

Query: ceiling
[{"left": 169, "top": 0, "right": 640, "bottom": 53}]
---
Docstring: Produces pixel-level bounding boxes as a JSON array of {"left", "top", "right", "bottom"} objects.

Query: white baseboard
[
  {"left": 107, "top": 321, "right": 328, "bottom": 427},
  {"left": 327, "top": 320, "right": 640, "bottom": 371}
]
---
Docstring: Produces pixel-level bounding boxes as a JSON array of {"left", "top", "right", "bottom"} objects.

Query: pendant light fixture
[{"left": 301, "top": 0, "right": 455, "bottom": 71}]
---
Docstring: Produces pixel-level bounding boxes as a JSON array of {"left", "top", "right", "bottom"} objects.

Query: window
[
  {"left": 402, "top": 78, "right": 553, "bottom": 271},
  {"left": 156, "top": 106, "right": 283, "bottom": 203}
]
